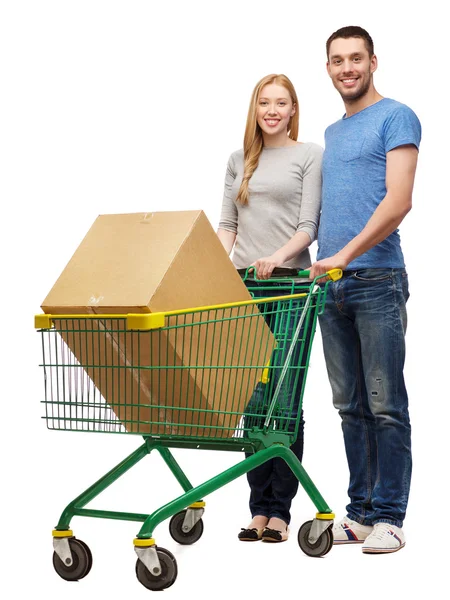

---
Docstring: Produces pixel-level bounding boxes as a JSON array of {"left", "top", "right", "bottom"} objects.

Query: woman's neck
[{"left": 262, "top": 132, "right": 297, "bottom": 148}]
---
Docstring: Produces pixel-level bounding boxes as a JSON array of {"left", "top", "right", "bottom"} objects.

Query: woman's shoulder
[
  {"left": 298, "top": 141, "right": 324, "bottom": 155},
  {"left": 292, "top": 142, "right": 324, "bottom": 166},
  {"left": 225, "top": 149, "right": 244, "bottom": 175},
  {"left": 228, "top": 148, "right": 244, "bottom": 163}
]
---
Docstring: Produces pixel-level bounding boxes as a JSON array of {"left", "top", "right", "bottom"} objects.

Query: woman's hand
[{"left": 251, "top": 253, "right": 284, "bottom": 279}]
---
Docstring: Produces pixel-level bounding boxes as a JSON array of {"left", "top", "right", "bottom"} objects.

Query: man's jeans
[
  {"left": 319, "top": 268, "right": 411, "bottom": 528},
  {"left": 243, "top": 280, "right": 311, "bottom": 525}
]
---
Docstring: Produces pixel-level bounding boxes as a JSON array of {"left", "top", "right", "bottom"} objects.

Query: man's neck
[{"left": 344, "top": 89, "right": 384, "bottom": 117}]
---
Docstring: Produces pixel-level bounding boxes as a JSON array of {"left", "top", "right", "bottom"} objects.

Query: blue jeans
[
  {"left": 318, "top": 268, "right": 411, "bottom": 528},
  {"left": 243, "top": 280, "right": 310, "bottom": 525}
]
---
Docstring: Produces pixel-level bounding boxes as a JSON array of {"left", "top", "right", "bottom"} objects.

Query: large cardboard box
[{"left": 41, "top": 211, "right": 275, "bottom": 438}]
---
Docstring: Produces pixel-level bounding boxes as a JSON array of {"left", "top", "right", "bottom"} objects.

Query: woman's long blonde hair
[{"left": 236, "top": 74, "right": 299, "bottom": 206}]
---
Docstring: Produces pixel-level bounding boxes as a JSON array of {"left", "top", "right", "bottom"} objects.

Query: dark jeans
[
  {"left": 319, "top": 269, "right": 411, "bottom": 527},
  {"left": 243, "top": 280, "right": 311, "bottom": 525}
]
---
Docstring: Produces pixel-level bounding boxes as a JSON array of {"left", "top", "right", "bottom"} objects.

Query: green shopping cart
[{"left": 35, "top": 268, "right": 342, "bottom": 591}]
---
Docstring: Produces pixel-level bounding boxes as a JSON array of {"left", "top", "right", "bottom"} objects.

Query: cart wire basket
[{"left": 35, "top": 268, "right": 342, "bottom": 591}]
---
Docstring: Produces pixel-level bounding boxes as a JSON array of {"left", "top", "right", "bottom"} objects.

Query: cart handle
[
  {"left": 242, "top": 267, "right": 342, "bottom": 283},
  {"left": 297, "top": 268, "right": 343, "bottom": 282}
]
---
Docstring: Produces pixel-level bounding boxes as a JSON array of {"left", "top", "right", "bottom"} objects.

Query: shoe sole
[
  {"left": 334, "top": 539, "right": 365, "bottom": 545},
  {"left": 238, "top": 537, "right": 261, "bottom": 542},
  {"left": 261, "top": 538, "right": 288, "bottom": 543},
  {"left": 362, "top": 543, "right": 406, "bottom": 554}
]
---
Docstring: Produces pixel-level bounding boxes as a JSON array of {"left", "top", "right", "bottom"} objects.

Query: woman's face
[{"left": 256, "top": 83, "right": 295, "bottom": 138}]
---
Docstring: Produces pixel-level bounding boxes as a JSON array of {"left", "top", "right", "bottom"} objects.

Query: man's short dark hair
[{"left": 326, "top": 26, "right": 374, "bottom": 59}]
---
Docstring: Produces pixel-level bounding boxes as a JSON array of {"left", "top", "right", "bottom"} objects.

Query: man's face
[{"left": 327, "top": 37, "right": 377, "bottom": 102}]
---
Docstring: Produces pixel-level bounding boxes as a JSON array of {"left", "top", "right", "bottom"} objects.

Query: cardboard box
[{"left": 41, "top": 211, "right": 275, "bottom": 437}]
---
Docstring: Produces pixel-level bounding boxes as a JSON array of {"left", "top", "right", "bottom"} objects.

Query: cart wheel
[
  {"left": 169, "top": 510, "right": 204, "bottom": 545},
  {"left": 298, "top": 520, "right": 333, "bottom": 558},
  {"left": 53, "top": 537, "right": 93, "bottom": 581},
  {"left": 135, "top": 547, "right": 178, "bottom": 591}
]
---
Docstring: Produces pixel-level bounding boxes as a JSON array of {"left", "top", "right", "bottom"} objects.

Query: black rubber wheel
[
  {"left": 169, "top": 510, "right": 204, "bottom": 545},
  {"left": 324, "top": 527, "right": 334, "bottom": 554},
  {"left": 53, "top": 537, "right": 93, "bottom": 581},
  {"left": 135, "top": 547, "right": 178, "bottom": 591},
  {"left": 298, "top": 520, "right": 333, "bottom": 557}
]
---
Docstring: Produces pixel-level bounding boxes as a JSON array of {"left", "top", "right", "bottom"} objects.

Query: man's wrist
[{"left": 336, "top": 248, "right": 353, "bottom": 268}]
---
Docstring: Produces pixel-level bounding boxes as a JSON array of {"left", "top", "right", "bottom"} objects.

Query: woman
[{"left": 217, "top": 74, "right": 322, "bottom": 542}]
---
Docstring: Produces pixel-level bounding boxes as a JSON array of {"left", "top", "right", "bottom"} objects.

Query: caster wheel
[
  {"left": 169, "top": 510, "right": 204, "bottom": 545},
  {"left": 53, "top": 537, "right": 93, "bottom": 581},
  {"left": 298, "top": 520, "right": 333, "bottom": 557},
  {"left": 136, "top": 547, "right": 178, "bottom": 591}
]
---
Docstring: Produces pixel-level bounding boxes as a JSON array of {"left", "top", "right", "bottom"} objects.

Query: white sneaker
[
  {"left": 333, "top": 517, "right": 374, "bottom": 544},
  {"left": 362, "top": 523, "right": 406, "bottom": 554}
]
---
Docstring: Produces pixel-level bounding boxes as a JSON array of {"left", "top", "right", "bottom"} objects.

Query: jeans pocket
[
  {"left": 353, "top": 269, "right": 393, "bottom": 282},
  {"left": 401, "top": 272, "right": 410, "bottom": 302}
]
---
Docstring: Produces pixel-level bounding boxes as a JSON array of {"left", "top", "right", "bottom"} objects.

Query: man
[{"left": 309, "top": 26, "right": 421, "bottom": 554}]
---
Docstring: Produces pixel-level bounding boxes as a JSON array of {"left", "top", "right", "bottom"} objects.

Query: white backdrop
[{"left": 2, "top": 1, "right": 448, "bottom": 598}]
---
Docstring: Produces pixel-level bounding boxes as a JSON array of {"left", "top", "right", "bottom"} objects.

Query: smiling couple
[{"left": 216, "top": 25, "right": 421, "bottom": 554}]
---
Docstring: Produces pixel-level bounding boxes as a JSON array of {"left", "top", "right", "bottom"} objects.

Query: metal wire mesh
[{"left": 37, "top": 290, "right": 321, "bottom": 445}]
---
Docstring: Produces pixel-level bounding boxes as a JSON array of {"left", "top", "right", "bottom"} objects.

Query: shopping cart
[{"left": 35, "top": 268, "right": 342, "bottom": 591}]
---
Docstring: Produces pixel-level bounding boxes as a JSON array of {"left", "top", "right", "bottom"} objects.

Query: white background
[{"left": 1, "top": 1, "right": 448, "bottom": 598}]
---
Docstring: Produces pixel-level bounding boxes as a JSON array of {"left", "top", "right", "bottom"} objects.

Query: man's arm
[{"left": 309, "top": 145, "right": 419, "bottom": 277}]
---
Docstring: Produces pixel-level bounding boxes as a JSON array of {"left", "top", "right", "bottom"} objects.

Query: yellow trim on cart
[
  {"left": 327, "top": 269, "right": 343, "bottom": 281},
  {"left": 34, "top": 314, "right": 135, "bottom": 329},
  {"left": 133, "top": 537, "right": 156, "bottom": 547},
  {"left": 52, "top": 529, "right": 73, "bottom": 538},
  {"left": 35, "top": 314, "right": 54, "bottom": 329},
  {"left": 189, "top": 501, "right": 206, "bottom": 509},
  {"left": 34, "top": 269, "right": 342, "bottom": 331},
  {"left": 315, "top": 513, "right": 335, "bottom": 520},
  {"left": 33, "top": 313, "right": 166, "bottom": 331},
  {"left": 261, "top": 359, "right": 271, "bottom": 384},
  {"left": 34, "top": 272, "right": 344, "bottom": 332},
  {"left": 127, "top": 313, "right": 166, "bottom": 330},
  {"left": 160, "top": 292, "right": 308, "bottom": 317},
  {"left": 34, "top": 291, "right": 310, "bottom": 331}
]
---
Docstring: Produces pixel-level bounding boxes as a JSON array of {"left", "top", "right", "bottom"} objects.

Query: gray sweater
[{"left": 219, "top": 143, "right": 323, "bottom": 270}]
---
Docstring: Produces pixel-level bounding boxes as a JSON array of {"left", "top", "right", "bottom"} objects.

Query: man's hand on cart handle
[
  {"left": 309, "top": 253, "right": 348, "bottom": 280},
  {"left": 298, "top": 267, "right": 343, "bottom": 282}
]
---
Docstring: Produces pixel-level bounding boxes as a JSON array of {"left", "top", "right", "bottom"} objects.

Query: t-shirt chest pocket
[{"left": 338, "top": 135, "right": 366, "bottom": 162}]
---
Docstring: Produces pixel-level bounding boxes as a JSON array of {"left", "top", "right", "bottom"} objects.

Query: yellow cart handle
[{"left": 297, "top": 268, "right": 343, "bottom": 282}]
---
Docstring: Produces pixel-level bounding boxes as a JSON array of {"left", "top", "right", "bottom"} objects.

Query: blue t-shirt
[{"left": 317, "top": 98, "right": 422, "bottom": 269}]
